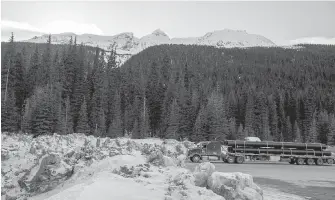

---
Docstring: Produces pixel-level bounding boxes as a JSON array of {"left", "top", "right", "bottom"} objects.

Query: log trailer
[{"left": 188, "top": 140, "right": 334, "bottom": 165}]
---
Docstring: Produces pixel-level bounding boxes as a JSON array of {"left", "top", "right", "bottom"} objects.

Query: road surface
[{"left": 186, "top": 161, "right": 335, "bottom": 200}]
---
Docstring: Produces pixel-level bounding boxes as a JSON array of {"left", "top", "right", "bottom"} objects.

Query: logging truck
[{"left": 188, "top": 140, "right": 335, "bottom": 165}]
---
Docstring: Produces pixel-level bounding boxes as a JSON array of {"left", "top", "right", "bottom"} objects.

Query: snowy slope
[
  {"left": 195, "top": 29, "right": 275, "bottom": 48},
  {"left": 23, "top": 29, "right": 276, "bottom": 65}
]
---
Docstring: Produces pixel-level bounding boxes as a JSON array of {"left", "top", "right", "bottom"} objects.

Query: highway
[{"left": 186, "top": 161, "right": 335, "bottom": 200}]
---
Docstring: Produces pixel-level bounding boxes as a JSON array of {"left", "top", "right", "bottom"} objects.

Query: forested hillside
[{"left": 2, "top": 34, "right": 335, "bottom": 144}]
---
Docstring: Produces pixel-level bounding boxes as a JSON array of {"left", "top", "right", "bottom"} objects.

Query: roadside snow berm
[
  {"left": 207, "top": 172, "right": 263, "bottom": 200},
  {"left": 193, "top": 162, "right": 263, "bottom": 200},
  {"left": 193, "top": 162, "right": 216, "bottom": 187},
  {"left": 18, "top": 153, "right": 73, "bottom": 194}
]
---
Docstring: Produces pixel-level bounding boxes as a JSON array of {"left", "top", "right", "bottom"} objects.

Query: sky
[{"left": 1, "top": 1, "right": 335, "bottom": 45}]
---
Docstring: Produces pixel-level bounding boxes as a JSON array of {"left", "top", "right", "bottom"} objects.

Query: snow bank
[
  {"left": 191, "top": 162, "right": 263, "bottom": 200},
  {"left": 1, "top": 133, "right": 191, "bottom": 199},
  {"left": 2, "top": 133, "right": 263, "bottom": 200},
  {"left": 193, "top": 162, "right": 216, "bottom": 187},
  {"left": 207, "top": 172, "right": 263, "bottom": 200}
]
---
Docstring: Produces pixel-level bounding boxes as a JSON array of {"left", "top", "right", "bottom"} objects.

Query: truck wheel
[
  {"left": 306, "top": 158, "right": 314, "bottom": 165},
  {"left": 236, "top": 156, "right": 245, "bottom": 164},
  {"left": 326, "top": 159, "right": 334, "bottom": 165},
  {"left": 296, "top": 158, "right": 304, "bottom": 165},
  {"left": 227, "top": 156, "right": 235, "bottom": 164},
  {"left": 289, "top": 159, "right": 295, "bottom": 164},
  {"left": 315, "top": 158, "right": 323, "bottom": 165},
  {"left": 191, "top": 155, "right": 201, "bottom": 163}
]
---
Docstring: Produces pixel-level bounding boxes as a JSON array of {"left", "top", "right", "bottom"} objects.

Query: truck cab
[{"left": 188, "top": 141, "right": 227, "bottom": 162}]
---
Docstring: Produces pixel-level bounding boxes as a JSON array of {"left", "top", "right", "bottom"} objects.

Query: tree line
[{"left": 1, "top": 33, "right": 335, "bottom": 144}]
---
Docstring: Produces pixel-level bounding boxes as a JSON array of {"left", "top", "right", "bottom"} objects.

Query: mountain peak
[
  {"left": 152, "top": 29, "right": 168, "bottom": 37},
  {"left": 222, "top": 28, "right": 247, "bottom": 33},
  {"left": 24, "top": 28, "right": 276, "bottom": 65}
]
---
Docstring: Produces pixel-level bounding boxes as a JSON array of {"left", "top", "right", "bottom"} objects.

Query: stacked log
[
  {"left": 229, "top": 148, "right": 332, "bottom": 156},
  {"left": 224, "top": 140, "right": 331, "bottom": 156},
  {"left": 224, "top": 140, "right": 327, "bottom": 151}
]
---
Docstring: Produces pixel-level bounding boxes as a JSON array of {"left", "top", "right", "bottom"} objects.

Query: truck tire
[
  {"left": 227, "top": 156, "right": 235, "bottom": 164},
  {"left": 296, "top": 158, "right": 304, "bottom": 165},
  {"left": 326, "top": 158, "right": 334, "bottom": 165},
  {"left": 289, "top": 159, "right": 295, "bottom": 164},
  {"left": 236, "top": 156, "right": 245, "bottom": 164},
  {"left": 315, "top": 158, "right": 323, "bottom": 165},
  {"left": 191, "top": 155, "right": 201, "bottom": 163},
  {"left": 306, "top": 158, "right": 314, "bottom": 165}
]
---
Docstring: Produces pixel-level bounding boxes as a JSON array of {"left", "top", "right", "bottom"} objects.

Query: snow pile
[
  {"left": 193, "top": 162, "right": 263, "bottom": 200},
  {"left": 31, "top": 163, "right": 224, "bottom": 200},
  {"left": 193, "top": 162, "right": 216, "bottom": 187},
  {"left": 2, "top": 133, "right": 262, "bottom": 200},
  {"left": 207, "top": 172, "right": 263, "bottom": 200},
  {"left": 1, "top": 133, "right": 190, "bottom": 200}
]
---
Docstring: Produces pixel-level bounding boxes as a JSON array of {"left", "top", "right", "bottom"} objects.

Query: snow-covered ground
[{"left": 1, "top": 133, "right": 307, "bottom": 200}]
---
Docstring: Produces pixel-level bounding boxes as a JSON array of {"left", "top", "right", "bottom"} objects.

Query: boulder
[
  {"left": 207, "top": 172, "right": 263, "bottom": 200},
  {"left": 18, "top": 153, "right": 73, "bottom": 194},
  {"left": 193, "top": 162, "right": 215, "bottom": 187}
]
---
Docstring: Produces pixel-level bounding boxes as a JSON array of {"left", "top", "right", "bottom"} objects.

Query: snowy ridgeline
[
  {"left": 1, "top": 133, "right": 292, "bottom": 200},
  {"left": 23, "top": 29, "right": 277, "bottom": 65}
]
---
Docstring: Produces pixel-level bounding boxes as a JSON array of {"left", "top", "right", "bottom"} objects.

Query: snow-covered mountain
[{"left": 23, "top": 29, "right": 276, "bottom": 65}]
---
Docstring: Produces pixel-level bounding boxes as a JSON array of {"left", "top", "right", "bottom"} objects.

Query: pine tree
[
  {"left": 244, "top": 92, "right": 255, "bottom": 137},
  {"left": 269, "top": 96, "right": 279, "bottom": 141},
  {"left": 261, "top": 108, "right": 271, "bottom": 141},
  {"left": 12, "top": 53, "right": 25, "bottom": 115},
  {"left": 308, "top": 113, "right": 317, "bottom": 142},
  {"left": 146, "top": 62, "right": 165, "bottom": 137},
  {"left": 2, "top": 34, "right": 16, "bottom": 110},
  {"left": 293, "top": 121, "right": 302, "bottom": 142},
  {"left": 254, "top": 92, "right": 265, "bottom": 138},
  {"left": 31, "top": 88, "right": 53, "bottom": 136},
  {"left": 227, "top": 118, "right": 237, "bottom": 140},
  {"left": 286, "top": 116, "right": 293, "bottom": 142},
  {"left": 317, "top": 111, "right": 330, "bottom": 144},
  {"left": 131, "top": 119, "right": 141, "bottom": 139},
  {"left": 276, "top": 92, "right": 286, "bottom": 140},
  {"left": 108, "top": 115, "right": 123, "bottom": 138},
  {"left": 328, "top": 114, "right": 335, "bottom": 145},
  {"left": 302, "top": 87, "right": 315, "bottom": 141},
  {"left": 165, "top": 99, "right": 180, "bottom": 139},
  {"left": 192, "top": 106, "right": 207, "bottom": 142},
  {"left": 98, "top": 108, "right": 106, "bottom": 136},
  {"left": 236, "top": 124, "right": 244, "bottom": 140},
  {"left": 77, "top": 99, "right": 90, "bottom": 134},
  {"left": 22, "top": 98, "right": 33, "bottom": 133},
  {"left": 55, "top": 102, "right": 66, "bottom": 135},
  {"left": 40, "top": 34, "right": 52, "bottom": 86},
  {"left": 279, "top": 131, "right": 284, "bottom": 142},
  {"left": 206, "top": 91, "right": 228, "bottom": 140},
  {"left": 65, "top": 96, "right": 74, "bottom": 134},
  {"left": 1, "top": 91, "right": 19, "bottom": 132},
  {"left": 140, "top": 96, "right": 150, "bottom": 138},
  {"left": 27, "top": 46, "right": 40, "bottom": 96},
  {"left": 107, "top": 92, "right": 123, "bottom": 138}
]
